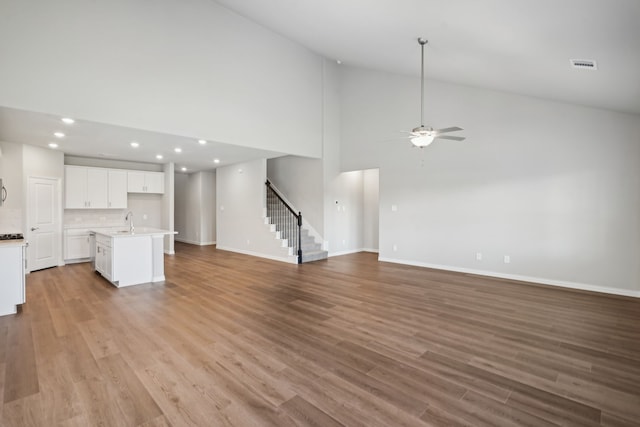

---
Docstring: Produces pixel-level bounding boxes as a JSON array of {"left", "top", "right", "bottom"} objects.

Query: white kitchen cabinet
[
  {"left": 65, "top": 166, "right": 107, "bottom": 208},
  {"left": 95, "top": 234, "right": 113, "bottom": 281},
  {"left": 64, "top": 229, "right": 91, "bottom": 261},
  {"left": 127, "top": 171, "right": 164, "bottom": 194},
  {"left": 65, "top": 166, "right": 128, "bottom": 209},
  {"left": 87, "top": 168, "right": 108, "bottom": 208},
  {"left": 0, "top": 242, "right": 27, "bottom": 316},
  {"left": 107, "top": 170, "right": 128, "bottom": 208},
  {"left": 65, "top": 166, "right": 89, "bottom": 209},
  {"left": 92, "top": 228, "right": 175, "bottom": 287}
]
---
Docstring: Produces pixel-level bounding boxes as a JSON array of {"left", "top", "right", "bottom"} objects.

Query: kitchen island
[{"left": 92, "top": 227, "right": 177, "bottom": 287}]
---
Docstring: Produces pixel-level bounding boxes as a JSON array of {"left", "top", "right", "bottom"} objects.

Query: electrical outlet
[
  {"left": 504, "top": 255, "right": 511, "bottom": 264},
  {"left": 476, "top": 252, "right": 482, "bottom": 261},
  {"left": 143, "top": 214, "right": 148, "bottom": 220},
  {"left": 391, "top": 204, "right": 398, "bottom": 212},
  {"left": 393, "top": 244, "right": 398, "bottom": 252}
]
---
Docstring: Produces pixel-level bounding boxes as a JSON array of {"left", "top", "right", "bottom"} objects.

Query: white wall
[
  {"left": 267, "top": 156, "right": 324, "bottom": 235},
  {"left": 0, "top": 0, "right": 322, "bottom": 158},
  {"left": 175, "top": 170, "right": 216, "bottom": 245},
  {"left": 325, "top": 170, "right": 365, "bottom": 256},
  {"left": 340, "top": 66, "right": 640, "bottom": 295},
  {"left": 174, "top": 173, "right": 188, "bottom": 241},
  {"left": 216, "top": 159, "right": 294, "bottom": 262},
  {"left": 163, "top": 162, "right": 175, "bottom": 254},
  {"left": 362, "top": 168, "right": 379, "bottom": 252},
  {"left": 200, "top": 171, "right": 216, "bottom": 245},
  {"left": 65, "top": 156, "right": 163, "bottom": 172}
]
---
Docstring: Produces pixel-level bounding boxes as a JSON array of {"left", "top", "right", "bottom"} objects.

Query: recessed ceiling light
[
  {"left": 174, "top": 147, "right": 182, "bottom": 153},
  {"left": 130, "top": 141, "right": 139, "bottom": 148},
  {"left": 156, "top": 154, "right": 163, "bottom": 159},
  {"left": 213, "top": 158, "right": 220, "bottom": 164},
  {"left": 336, "top": 59, "right": 342, "bottom": 65},
  {"left": 54, "top": 132, "right": 65, "bottom": 138},
  {"left": 48, "top": 143, "right": 58, "bottom": 148},
  {"left": 198, "top": 139, "right": 207, "bottom": 145},
  {"left": 61, "top": 117, "right": 75, "bottom": 124},
  {"left": 181, "top": 167, "right": 187, "bottom": 172}
]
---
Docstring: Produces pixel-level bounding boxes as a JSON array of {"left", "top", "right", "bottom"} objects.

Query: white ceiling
[
  {"left": 2, "top": 1, "right": 638, "bottom": 171},
  {"left": 0, "top": 107, "right": 284, "bottom": 172},
  {"left": 216, "top": 0, "right": 640, "bottom": 115}
]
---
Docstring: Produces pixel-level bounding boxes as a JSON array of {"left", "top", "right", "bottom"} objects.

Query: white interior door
[{"left": 28, "top": 177, "right": 60, "bottom": 271}]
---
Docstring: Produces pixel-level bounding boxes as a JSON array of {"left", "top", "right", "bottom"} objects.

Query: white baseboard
[
  {"left": 216, "top": 246, "right": 298, "bottom": 264},
  {"left": 329, "top": 248, "right": 367, "bottom": 257},
  {"left": 361, "top": 248, "right": 379, "bottom": 253},
  {"left": 164, "top": 250, "right": 175, "bottom": 255},
  {"left": 175, "top": 238, "right": 216, "bottom": 246},
  {"left": 378, "top": 257, "right": 640, "bottom": 298}
]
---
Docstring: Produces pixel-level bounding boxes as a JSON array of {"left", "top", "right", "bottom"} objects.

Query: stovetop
[{"left": 0, "top": 233, "right": 24, "bottom": 240}]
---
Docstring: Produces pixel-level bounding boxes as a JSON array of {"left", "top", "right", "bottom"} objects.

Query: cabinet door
[
  {"left": 0, "top": 246, "right": 23, "bottom": 308},
  {"left": 103, "top": 246, "right": 112, "bottom": 281},
  {"left": 87, "top": 168, "right": 108, "bottom": 208},
  {"left": 65, "top": 234, "right": 91, "bottom": 260},
  {"left": 127, "top": 171, "right": 146, "bottom": 193},
  {"left": 96, "top": 243, "right": 105, "bottom": 274},
  {"left": 108, "top": 170, "right": 128, "bottom": 209},
  {"left": 65, "top": 166, "right": 88, "bottom": 209},
  {"left": 145, "top": 172, "right": 165, "bottom": 194}
]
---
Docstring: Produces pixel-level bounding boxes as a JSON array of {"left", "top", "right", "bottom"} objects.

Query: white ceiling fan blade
[
  {"left": 434, "top": 126, "right": 463, "bottom": 134},
  {"left": 435, "top": 135, "right": 466, "bottom": 141}
]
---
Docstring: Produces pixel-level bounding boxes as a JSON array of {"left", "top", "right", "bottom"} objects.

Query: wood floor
[{"left": 1, "top": 243, "right": 639, "bottom": 426}]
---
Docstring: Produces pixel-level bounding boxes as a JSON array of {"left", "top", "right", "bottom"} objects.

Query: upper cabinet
[
  {"left": 127, "top": 171, "right": 164, "bottom": 194},
  {"left": 65, "top": 166, "right": 164, "bottom": 209},
  {"left": 107, "top": 170, "right": 128, "bottom": 208},
  {"left": 65, "top": 166, "right": 130, "bottom": 209},
  {"left": 65, "top": 166, "right": 108, "bottom": 209}
]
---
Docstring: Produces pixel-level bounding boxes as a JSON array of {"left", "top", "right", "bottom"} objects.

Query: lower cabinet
[
  {"left": 95, "top": 235, "right": 113, "bottom": 281},
  {"left": 93, "top": 233, "right": 156, "bottom": 287},
  {"left": 0, "top": 243, "right": 26, "bottom": 316},
  {"left": 64, "top": 229, "right": 91, "bottom": 261}
]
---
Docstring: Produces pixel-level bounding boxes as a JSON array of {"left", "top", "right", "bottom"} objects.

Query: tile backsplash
[
  {"left": 0, "top": 208, "right": 22, "bottom": 233},
  {"left": 64, "top": 209, "right": 128, "bottom": 227}
]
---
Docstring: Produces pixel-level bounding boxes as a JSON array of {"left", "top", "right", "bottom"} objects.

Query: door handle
[{"left": 31, "top": 227, "right": 39, "bottom": 231}]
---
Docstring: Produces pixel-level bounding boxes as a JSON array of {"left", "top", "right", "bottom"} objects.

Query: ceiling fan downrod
[{"left": 418, "top": 38, "right": 427, "bottom": 128}]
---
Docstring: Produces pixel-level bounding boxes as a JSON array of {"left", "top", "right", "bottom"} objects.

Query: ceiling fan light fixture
[
  {"left": 399, "top": 38, "right": 465, "bottom": 147},
  {"left": 410, "top": 135, "right": 435, "bottom": 147}
]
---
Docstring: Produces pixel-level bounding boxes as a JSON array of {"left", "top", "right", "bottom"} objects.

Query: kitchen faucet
[{"left": 125, "top": 211, "right": 134, "bottom": 233}]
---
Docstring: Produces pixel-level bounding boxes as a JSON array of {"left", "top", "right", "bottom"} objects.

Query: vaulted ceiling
[
  {"left": 216, "top": 0, "right": 640, "bottom": 114},
  {"left": 1, "top": 1, "right": 638, "bottom": 172}
]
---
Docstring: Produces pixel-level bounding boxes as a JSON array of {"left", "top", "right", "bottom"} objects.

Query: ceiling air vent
[{"left": 570, "top": 59, "right": 597, "bottom": 70}]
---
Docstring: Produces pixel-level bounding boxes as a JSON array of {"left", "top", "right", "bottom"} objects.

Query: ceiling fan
[{"left": 405, "top": 38, "right": 465, "bottom": 148}]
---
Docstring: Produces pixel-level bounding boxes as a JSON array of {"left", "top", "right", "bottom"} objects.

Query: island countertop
[{"left": 91, "top": 227, "right": 178, "bottom": 237}]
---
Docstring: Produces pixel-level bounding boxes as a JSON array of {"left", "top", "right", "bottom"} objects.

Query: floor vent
[{"left": 571, "top": 59, "right": 597, "bottom": 70}]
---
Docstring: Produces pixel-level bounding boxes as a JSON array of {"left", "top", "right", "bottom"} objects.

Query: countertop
[
  {"left": 0, "top": 239, "right": 28, "bottom": 248},
  {"left": 91, "top": 227, "right": 178, "bottom": 238},
  {"left": 64, "top": 224, "right": 123, "bottom": 230}
]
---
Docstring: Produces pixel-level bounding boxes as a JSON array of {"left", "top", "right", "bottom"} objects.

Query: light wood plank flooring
[{"left": 1, "top": 243, "right": 639, "bottom": 426}]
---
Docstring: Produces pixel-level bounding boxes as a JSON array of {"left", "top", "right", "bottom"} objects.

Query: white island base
[{"left": 93, "top": 228, "right": 176, "bottom": 287}]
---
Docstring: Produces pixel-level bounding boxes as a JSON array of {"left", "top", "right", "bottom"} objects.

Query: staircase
[{"left": 265, "top": 180, "right": 328, "bottom": 264}]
